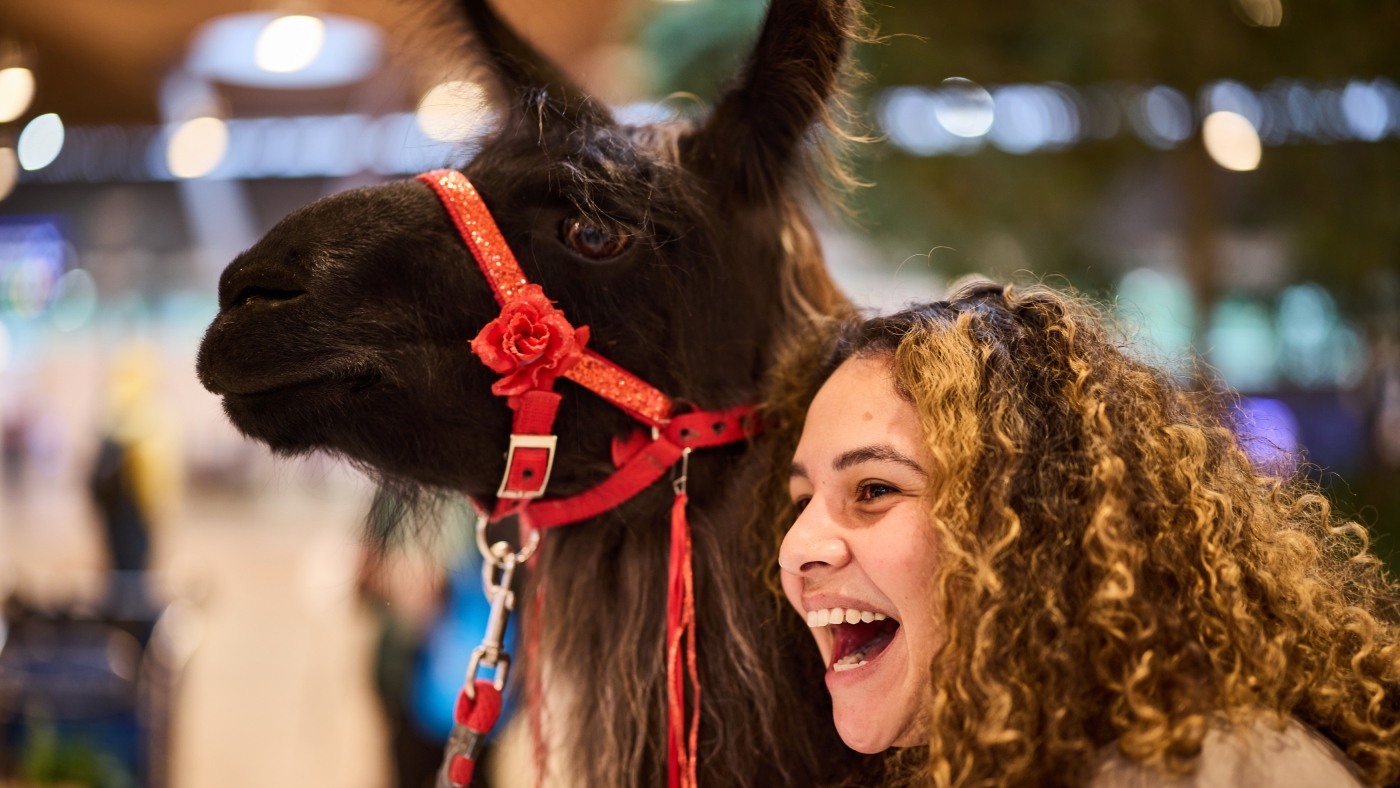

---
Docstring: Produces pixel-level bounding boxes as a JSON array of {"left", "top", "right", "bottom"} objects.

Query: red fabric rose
[{"left": 471, "top": 284, "right": 589, "bottom": 399}]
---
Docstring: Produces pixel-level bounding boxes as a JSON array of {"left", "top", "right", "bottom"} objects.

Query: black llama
[{"left": 196, "top": 0, "right": 860, "bottom": 785}]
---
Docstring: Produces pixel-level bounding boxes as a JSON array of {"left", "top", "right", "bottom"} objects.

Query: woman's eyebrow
[
  {"left": 833, "top": 445, "right": 926, "bottom": 476},
  {"left": 790, "top": 462, "right": 808, "bottom": 479}
]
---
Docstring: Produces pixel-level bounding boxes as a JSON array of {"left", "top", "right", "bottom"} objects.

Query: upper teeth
[{"left": 806, "top": 607, "right": 887, "bottom": 627}]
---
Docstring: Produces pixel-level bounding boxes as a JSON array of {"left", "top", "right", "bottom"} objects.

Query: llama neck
[{"left": 531, "top": 437, "right": 817, "bottom": 788}]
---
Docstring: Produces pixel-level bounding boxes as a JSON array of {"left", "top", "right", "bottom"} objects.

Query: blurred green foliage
[
  {"left": 634, "top": 0, "right": 1400, "bottom": 557},
  {"left": 639, "top": 0, "right": 766, "bottom": 99},
  {"left": 19, "top": 716, "right": 133, "bottom": 788},
  {"left": 638, "top": 0, "right": 1400, "bottom": 295}
]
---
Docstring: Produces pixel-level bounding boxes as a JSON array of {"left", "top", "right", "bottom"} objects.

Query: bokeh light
[
  {"left": 49, "top": 268, "right": 98, "bottom": 332},
  {"left": 988, "top": 84, "right": 1081, "bottom": 154},
  {"left": 1341, "top": 80, "right": 1391, "bottom": 141},
  {"left": 166, "top": 116, "right": 229, "bottom": 179},
  {"left": 1200, "top": 80, "right": 1262, "bottom": 127},
  {"left": 880, "top": 76, "right": 1399, "bottom": 158},
  {"left": 1131, "top": 85, "right": 1193, "bottom": 149},
  {"left": 415, "top": 81, "right": 491, "bottom": 143},
  {"left": 17, "top": 113, "right": 65, "bottom": 171},
  {"left": 1117, "top": 268, "right": 1195, "bottom": 373},
  {"left": 613, "top": 102, "right": 675, "bottom": 126},
  {"left": 1237, "top": 0, "right": 1284, "bottom": 27},
  {"left": 1283, "top": 81, "right": 1322, "bottom": 140},
  {"left": 0, "top": 147, "right": 17, "bottom": 201},
  {"left": 879, "top": 87, "right": 978, "bottom": 156},
  {"left": 6, "top": 257, "right": 57, "bottom": 318},
  {"left": 254, "top": 15, "right": 326, "bottom": 74},
  {"left": 1202, "top": 111, "right": 1262, "bottom": 171},
  {"left": 188, "top": 12, "right": 381, "bottom": 89},
  {"left": 933, "top": 78, "right": 994, "bottom": 138},
  {"left": 1235, "top": 397, "right": 1298, "bottom": 473},
  {"left": 1207, "top": 298, "right": 1278, "bottom": 391},
  {"left": 1277, "top": 282, "right": 1367, "bottom": 388},
  {"left": 0, "top": 66, "right": 36, "bottom": 123},
  {"left": 0, "top": 218, "right": 68, "bottom": 321}
]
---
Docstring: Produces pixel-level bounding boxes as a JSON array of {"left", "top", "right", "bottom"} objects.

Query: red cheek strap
[
  {"left": 419, "top": 168, "right": 762, "bottom": 788},
  {"left": 498, "top": 391, "right": 561, "bottom": 499}
]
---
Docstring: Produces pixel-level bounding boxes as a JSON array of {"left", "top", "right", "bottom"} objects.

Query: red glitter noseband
[{"left": 418, "top": 169, "right": 758, "bottom": 788}]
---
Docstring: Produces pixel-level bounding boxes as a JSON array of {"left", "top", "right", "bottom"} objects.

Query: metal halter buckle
[
  {"left": 496, "top": 433, "right": 558, "bottom": 500},
  {"left": 462, "top": 512, "right": 540, "bottom": 700}
]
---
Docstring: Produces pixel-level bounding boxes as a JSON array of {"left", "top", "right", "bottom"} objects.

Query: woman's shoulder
[{"left": 1090, "top": 716, "right": 1366, "bottom": 788}]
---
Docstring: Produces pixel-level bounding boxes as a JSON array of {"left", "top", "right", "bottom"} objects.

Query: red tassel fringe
[{"left": 667, "top": 491, "right": 700, "bottom": 788}]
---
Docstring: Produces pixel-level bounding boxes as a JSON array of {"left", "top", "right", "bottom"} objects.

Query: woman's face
[{"left": 780, "top": 354, "right": 942, "bottom": 753}]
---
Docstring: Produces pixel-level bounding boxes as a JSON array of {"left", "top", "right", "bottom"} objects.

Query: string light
[
  {"left": 17, "top": 113, "right": 64, "bottom": 171},
  {"left": 254, "top": 15, "right": 325, "bottom": 73},
  {"left": 1203, "top": 110, "right": 1262, "bottom": 171},
  {"left": 0, "top": 67, "right": 35, "bottom": 123},
  {"left": 934, "top": 78, "right": 994, "bottom": 138},
  {"left": 50, "top": 269, "right": 98, "bottom": 332},
  {"left": 1237, "top": 0, "right": 1283, "bottom": 27},
  {"left": 167, "top": 116, "right": 230, "bottom": 178},
  {"left": 883, "top": 77, "right": 1399, "bottom": 158},
  {"left": 416, "top": 81, "right": 491, "bottom": 142},
  {"left": 0, "top": 148, "right": 16, "bottom": 200}
]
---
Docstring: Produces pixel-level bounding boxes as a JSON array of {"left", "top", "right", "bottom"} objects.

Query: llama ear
[
  {"left": 682, "top": 0, "right": 853, "bottom": 203},
  {"left": 455, "top": 0, "right": 611, "bottom": 125}
]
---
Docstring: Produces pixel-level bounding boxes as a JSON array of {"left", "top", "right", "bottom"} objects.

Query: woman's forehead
[{"left": 796, "top": 356, "right": 925, "bottom": 472}]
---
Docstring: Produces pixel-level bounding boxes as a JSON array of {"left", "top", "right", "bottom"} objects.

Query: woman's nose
[{"left": 779, "top": 497, "right": 851, "bottom": 575}]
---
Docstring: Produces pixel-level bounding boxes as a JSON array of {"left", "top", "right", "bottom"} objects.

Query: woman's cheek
[
  {"left": 881, "top": 508, "right": 941, "bottom": 668},
  {"left": 857, "top": 507, "right": 937, "bottom": 628}
]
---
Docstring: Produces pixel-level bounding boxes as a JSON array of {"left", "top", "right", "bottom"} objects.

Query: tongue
[{"left": 831, "top": 618, "right": 899, "bottom": 664}]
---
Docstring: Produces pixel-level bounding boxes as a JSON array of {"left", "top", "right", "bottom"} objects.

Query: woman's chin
[
  {"left": 835, "top": 724, "right": 896, "bottom": 754},
  {"left": 826, "top": 630, "right": 912, "bottom": 753}
]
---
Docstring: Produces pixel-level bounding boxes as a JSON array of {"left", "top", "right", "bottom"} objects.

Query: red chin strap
[{"left": 419, "top": 169, "right": 758, "bottom": 788}]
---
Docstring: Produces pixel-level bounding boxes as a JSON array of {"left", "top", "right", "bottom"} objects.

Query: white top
[{"left": 1092, "top": 717, "right": 1366, "bottom": 788}]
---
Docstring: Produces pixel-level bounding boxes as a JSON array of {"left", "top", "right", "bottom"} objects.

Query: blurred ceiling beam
[{"left": 0, "top": 0, "right": 636, "bottom": 126}]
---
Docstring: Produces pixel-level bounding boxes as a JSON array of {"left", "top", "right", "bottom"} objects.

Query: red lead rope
[{"left": 419, "top": 169, "right": 757, "bottom": 788}]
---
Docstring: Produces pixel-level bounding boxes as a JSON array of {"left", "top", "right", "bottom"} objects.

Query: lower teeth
[{"left": 832, "top": 653, "right": 870, "bottom": 672}]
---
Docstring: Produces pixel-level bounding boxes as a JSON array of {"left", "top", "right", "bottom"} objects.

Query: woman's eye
[
  {"left": 562, "top": 218, "right": 629, "bottom": 259},
  {"left": 793, "top": 496, "right": 811, "bottom": 515},
  {"left": 857, "top": 483, "right": 898, "bottom": 502}
]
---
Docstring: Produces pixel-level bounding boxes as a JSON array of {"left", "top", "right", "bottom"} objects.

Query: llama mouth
[
  {"left": 219, "top": 369, "right": 379, "bottom": 399},
  {"left": 220, "top": 376, "right": 329, "bottom": 398},
  {"left": 807, "top": 607, "right": 901, "bottom": 673}
]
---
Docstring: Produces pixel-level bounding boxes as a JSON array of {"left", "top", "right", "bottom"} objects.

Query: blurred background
[{"left": 0, "top": 0, "right": 1395, "bottom": 786}]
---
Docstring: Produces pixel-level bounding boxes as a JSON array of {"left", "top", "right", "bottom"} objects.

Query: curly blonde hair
[{"left": 757, "top": 282, "right": 1400, "bottom": 788}]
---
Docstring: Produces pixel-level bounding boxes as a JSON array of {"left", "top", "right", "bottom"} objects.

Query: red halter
[{"left": 419, "top": 169, "right": 757, "bottom": 788}]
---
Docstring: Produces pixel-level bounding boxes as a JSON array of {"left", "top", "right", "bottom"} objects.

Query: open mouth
[{"left": 807, "top": 606, "right": 901, "bottom": 673}]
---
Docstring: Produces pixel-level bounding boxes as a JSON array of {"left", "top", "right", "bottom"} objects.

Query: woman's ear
[{"left": 681, "top": 0, "right": 855, "bottom": 204}]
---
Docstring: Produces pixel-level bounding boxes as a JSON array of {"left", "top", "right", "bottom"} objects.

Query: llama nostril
[{"left": 218, "top": 257, "right": 308, "bottom": 311}]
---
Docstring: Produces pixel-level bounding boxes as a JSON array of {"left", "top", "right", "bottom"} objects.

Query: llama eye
[{"left": 562, "top": 218, "right": 629, "bottom": 259}]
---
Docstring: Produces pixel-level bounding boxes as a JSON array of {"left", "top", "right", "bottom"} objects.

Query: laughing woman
[{"left": 771, "top": 283, "right": 1400, "bottom": 787}]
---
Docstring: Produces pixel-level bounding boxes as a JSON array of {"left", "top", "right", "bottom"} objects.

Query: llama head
[{"left": 196, "top": 0, "right": 852, "bottom": 498}]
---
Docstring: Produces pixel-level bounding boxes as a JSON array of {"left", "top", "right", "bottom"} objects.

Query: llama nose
[{"left": 217, "top": 256, "right": 307, "bottom": 312}]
